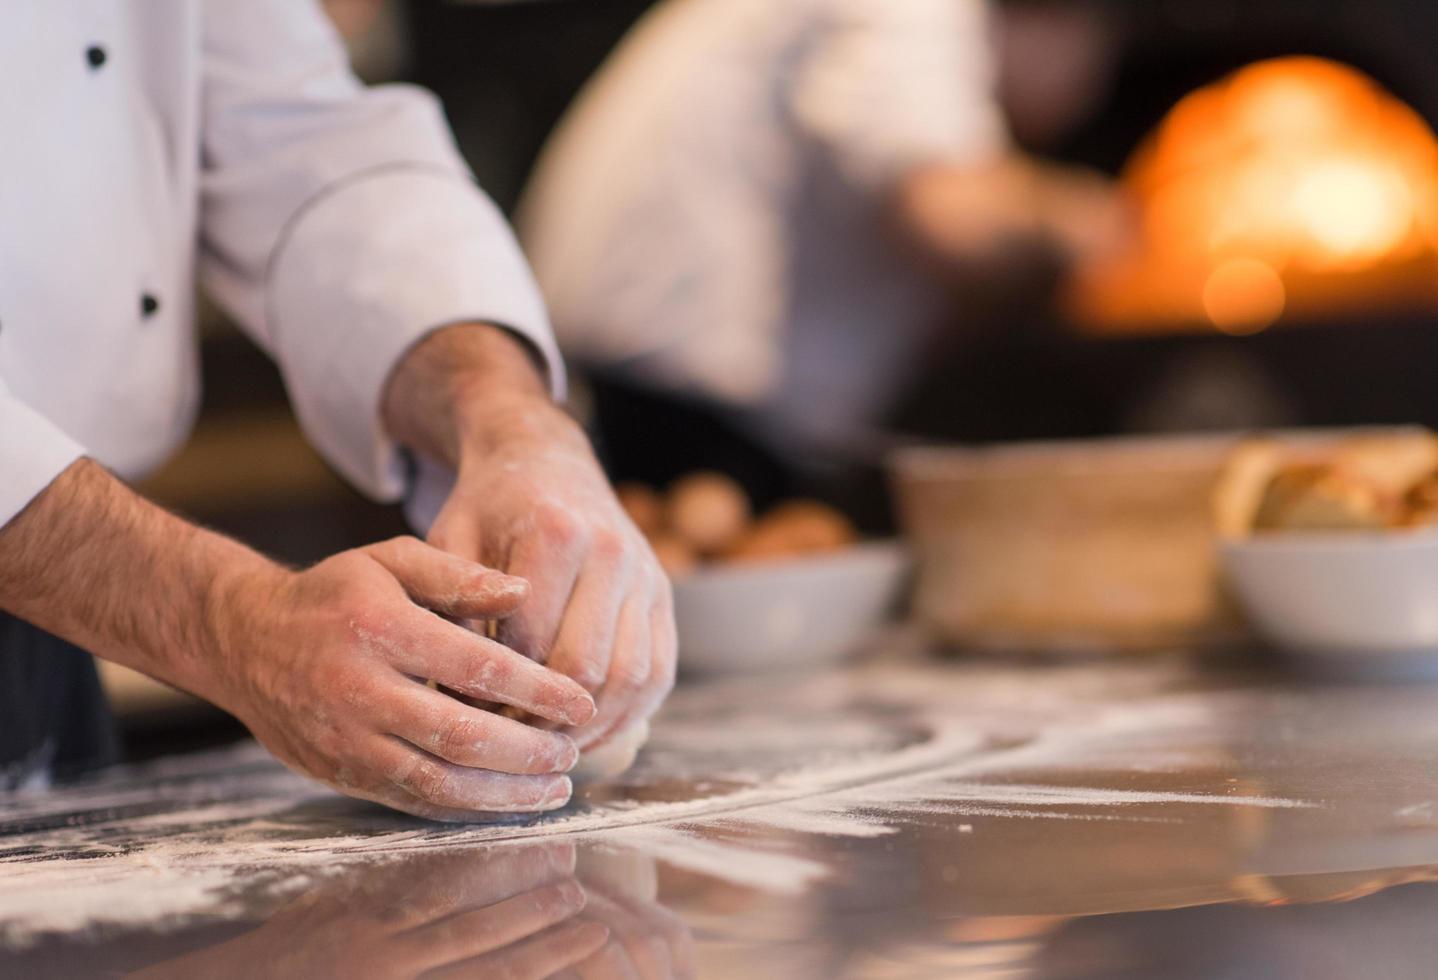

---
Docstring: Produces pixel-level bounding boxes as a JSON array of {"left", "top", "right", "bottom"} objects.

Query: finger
[
  {"left": 614, "top": 897, "right": 694, "bottom": 980},
  {"left": 581, "top": 892, "right": 674, "bottom": 980},
  {"left": 576, "top": 887, "right": 694, "bottom": 980},
  {"left": 571, "top": 595, "right": 652, "bottom": 751},
  {"left": 427, "top": 502, "right": 483, "bottom": 564},
  {"left": 423, "top": 920, "right": 611, "bottom": 980},
  {"left": 590, "top": 591, "right": 676, "bottom": 750},
  {"left": 387, "top": 843, "right": 579, "bottom": 931},
  {"left": 381, "top": 681, "right": 579, "bottom": 774},
  {"left": 497, "top": 505, "right": 588, "bottom": 663},
  {"left": 576, "top": 850, "right": 658, "bottom": 904},
  {"left": 634, "top": 595, "right": 678, "bottom": 726},
  {"left": 545, "top": 549, "right": 629, "bottom": 692},
  {"left": 398, "top": 878, "right": 586, "bottom": 967},
  {"left": 572, "top": 938, "right": 643, "bottom": 980},
  {"left": 370, "top": 736, "right": 573, "bottom": 814},
  {"left": 382, "top": 611, "right": 595, "bottom": 726},
  {"left": 367, "top": 536, "right": 530, "bottom": 620}
]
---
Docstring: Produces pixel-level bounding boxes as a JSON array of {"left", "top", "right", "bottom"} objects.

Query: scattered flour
[{"left": 0, "top": 658, "right": 1318, "bottom": 946}]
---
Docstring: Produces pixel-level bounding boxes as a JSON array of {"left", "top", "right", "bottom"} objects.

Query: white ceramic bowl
[
  {"left": 1220, "top": 531, "right": 1438, "bottom": 670},
  {"left": 672, "top": 541, "right": 911, "bottom": 676}
]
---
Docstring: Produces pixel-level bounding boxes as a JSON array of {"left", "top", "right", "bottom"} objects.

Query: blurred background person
[{"left": 517, "top": 0, "right": 1134, "bottom": 525}]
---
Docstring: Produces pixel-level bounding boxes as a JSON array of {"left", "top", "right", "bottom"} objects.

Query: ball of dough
[
  {"left": 572, "top": 720, "right": 651, "bottom": 782},
  {"left": 616, "top": 482, "right": 666, "bottom": 537},
  {"left": 721, "top": 523, "right": 801, "bottom": 564},
  {"left": 724, "top": 500, "right": 858, "bottom": 563},
  {"left": 666, "top": 472, "right": 751, "bottom": 555},
  {"left": 760, "top": 500, "right": 858, "bottom": 552}
]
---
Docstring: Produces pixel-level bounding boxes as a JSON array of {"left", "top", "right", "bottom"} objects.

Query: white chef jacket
[
  {"left": 518, "top": 0, "right": 1004, "bottom": 448},
  {"left": 0, "top": 1, "right": 563, "bottom": 530}
]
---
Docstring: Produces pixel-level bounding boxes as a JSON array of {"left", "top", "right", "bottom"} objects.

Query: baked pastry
[
  {"left": 1215, "top": 430, "right": 1438, "bottom": 535},
  {"left": 1252, "top": 464, "right": 1390, "bottom": 532}
]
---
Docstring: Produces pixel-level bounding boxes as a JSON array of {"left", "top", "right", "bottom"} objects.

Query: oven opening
[{"left": 1067, "top": 56, "right": 1438, "bottom": 337}]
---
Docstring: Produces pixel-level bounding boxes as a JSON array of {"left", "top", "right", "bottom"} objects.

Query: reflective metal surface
[{"left": 6, "top": 652, "right": 1438, "bottom": 978}]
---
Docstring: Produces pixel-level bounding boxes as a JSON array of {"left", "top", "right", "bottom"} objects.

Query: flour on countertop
[{"left": 0, "top": 657, "right": 1316, "bottom": 946}]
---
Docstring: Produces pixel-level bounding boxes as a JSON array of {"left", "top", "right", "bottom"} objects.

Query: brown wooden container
[{"left": 892, "top": 435, "right": 1248, "bottom": 652}]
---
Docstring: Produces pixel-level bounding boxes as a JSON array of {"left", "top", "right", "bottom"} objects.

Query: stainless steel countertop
[{"left": 5, "top": 651, "right": 1438, "bottom": 978}]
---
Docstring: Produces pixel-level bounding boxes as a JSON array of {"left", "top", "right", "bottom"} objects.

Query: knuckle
[
  {"left": 617, "top": 656, "right": 650, "bottom": 691},
  {"left": 464, "top": 655, "right": 512, "bottom": 695},
  {"left": 462, "top": 569, "right": 498, "bottom": 593},
  {"left": 343, "top": 604, "right": 388, "bottom": 650},
  {"left": 569, "top": 658, "right": 608, "bottom": 692},
  {"left": 434, "top": 713, "right": 483, "bottom": 758},
  {"left": 534, "top": 499, "right": 585, "bottom": 548},
  {"left": 403, "top": 760, "right": 454, "bottom": 804},
  {"left": 536, "top": 879, "right": 585, "bottom": 918},
  {"left": 589, "top": 528, "right": 627, "bottom": 564},
  {"left": 640, "top": 933, "right": 670, "bottom": 962}
]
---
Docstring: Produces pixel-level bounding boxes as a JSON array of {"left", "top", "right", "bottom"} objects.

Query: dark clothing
[
  {"left": 588, "top": 374, "right": 798, "bottom": 513},
  {"left": 0, "top": 613, "right": 119, "bottom": 789},
  {"left": 587, "top": 374, "right": 897, "bottom": 534}
]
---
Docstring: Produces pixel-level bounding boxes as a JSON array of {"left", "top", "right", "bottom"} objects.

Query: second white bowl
[
  {"left": 1221, "top": 531, "right": 1438, "bottom": 667},
  {"left": 673, "top": 541, "right": 910, "bottom": 676}
]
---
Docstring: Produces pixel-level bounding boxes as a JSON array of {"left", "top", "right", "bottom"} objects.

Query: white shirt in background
[
  {"left": 519, "top": 0, "right": 1005, "bottom": 449},
  {"left": 0, "top": 1, "right": 562, "bottom": 529}
]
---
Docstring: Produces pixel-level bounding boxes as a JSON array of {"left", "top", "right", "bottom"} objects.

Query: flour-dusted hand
[
  {"left": 384, "top": 325, "right": 678, "bottom": 756},
  {"left": 213, "top": 536, "right": 596, "bottom": 821},
  {"left": 429, "top": 395, "right": 677, "bottom": 752},
  {"left": 0, "top": 463, "right": 598, "bottom": 822}
]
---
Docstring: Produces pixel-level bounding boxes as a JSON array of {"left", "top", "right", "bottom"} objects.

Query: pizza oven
[{"left": 895, "top": 0, "right": 1438, "bottom": 444}]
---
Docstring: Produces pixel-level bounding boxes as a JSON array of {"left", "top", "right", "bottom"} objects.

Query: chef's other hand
[
  {"left": 385, "top": 325, "right": 678, "bottom": 753},
  {"left": 216, "top": 536, "right": 595, "bottom": 821},
  {"left": 896, "top": 157, "right": 1137, "bottom": 279}
]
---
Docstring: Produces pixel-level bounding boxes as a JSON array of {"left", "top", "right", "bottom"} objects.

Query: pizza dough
[
  {"left": 571, "top": 720, "right": 650, "bottom": 782},
  {"left": 666, "top": 472, "right": 751, "bottom": 555}
]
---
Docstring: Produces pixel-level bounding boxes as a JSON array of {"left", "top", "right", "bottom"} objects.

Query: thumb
[{"left": 365, "top": 536, "right": 529, "bottom": 619}]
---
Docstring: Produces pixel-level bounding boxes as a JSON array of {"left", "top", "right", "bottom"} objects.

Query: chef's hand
[
  {"left": 896, "top": 157, "right": 1136, "bottom": 276},
  {"left": 1029, "top": 163, "right": 1137, "bottom": 267},
  {"left": 214, "top": 536, "right": 595, "bottom": 821},
  {"left": 384, "top": 325, "right": 678, "bottom": 753},
  {"left": 126, "top": 842, "right": 610, "bottom": 980},
  {"left": 0, "top": 461, "right": 594, "bottom": 822}
]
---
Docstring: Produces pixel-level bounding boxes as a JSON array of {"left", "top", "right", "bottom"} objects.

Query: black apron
[{"left": 0, "top": 613, "right": 119, "bottom": 789}]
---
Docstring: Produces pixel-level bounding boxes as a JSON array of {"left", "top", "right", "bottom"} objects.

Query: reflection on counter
[
  {"left": 11, "top": 655, "right": 1438, "bottom": 977},
  {"left": 118, "top": 843, "right": 688, "bottom": 980}
]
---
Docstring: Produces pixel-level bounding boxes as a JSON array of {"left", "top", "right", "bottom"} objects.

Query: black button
[
  {"left": 140, "top": 293, "right": 160, "bottom": 318},
  {"left": 86, "top": 46, "right": 107, "bottom": 70}
]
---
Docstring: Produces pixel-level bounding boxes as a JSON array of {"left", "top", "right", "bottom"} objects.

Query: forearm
[
  {"left": 0, "top": 459, "right": 278, "bottom": 707},
  {"left": 891, "top": 160, "right": 1048, "bottom": 272},
  {"left": 892, "top": 158, "right": 1131, "bottom": 281},
  {"left": 381, "top": 323, "right": 558, "bottom": 470}
]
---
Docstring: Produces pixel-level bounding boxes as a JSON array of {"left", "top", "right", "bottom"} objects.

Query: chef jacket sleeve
[
  {"left": 787, "top": 0, "right": 1009, "bottom": 192},
  {"left": 196, "top": 0, "right": 564, "bottom": 502},
  {"left": 0, "top": 381, "right": 87, "bottom": 530}
]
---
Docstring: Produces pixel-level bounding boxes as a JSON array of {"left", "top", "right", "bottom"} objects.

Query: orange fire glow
[{"left": 1069, "top": 57, "right": 1438, "bottom": 334}]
